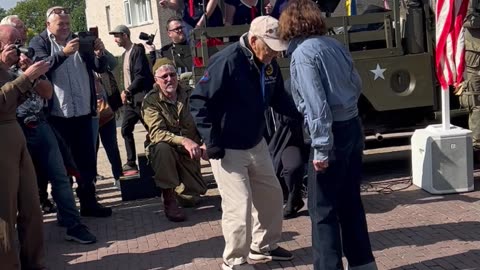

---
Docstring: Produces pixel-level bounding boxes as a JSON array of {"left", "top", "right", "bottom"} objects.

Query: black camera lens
[{"left": 15, "top": 45, "right": 35, "bottom": 59}]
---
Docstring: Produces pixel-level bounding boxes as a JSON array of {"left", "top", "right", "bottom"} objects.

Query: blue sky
[{"left": 1, "top": 0, "right": 20, "bottom": 10}]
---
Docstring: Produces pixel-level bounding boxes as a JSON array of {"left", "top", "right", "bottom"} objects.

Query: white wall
[{"left": 85, "top": 0, "right": 177, "bottom": 56}]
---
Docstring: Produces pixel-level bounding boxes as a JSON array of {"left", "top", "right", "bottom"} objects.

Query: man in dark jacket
[
  {"left": 29, "top": 6, "right": 112, "bottom": 218},
  {"left": 190, "top": 16, "right": 298, "bottom": 270},
  {"left": 110, "top": 25, "right": 154, "bottom": 175}
]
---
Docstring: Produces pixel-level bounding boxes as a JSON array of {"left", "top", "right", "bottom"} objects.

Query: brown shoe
[{"left": 162, "top": 188, "right": 186, "bottom": 222}]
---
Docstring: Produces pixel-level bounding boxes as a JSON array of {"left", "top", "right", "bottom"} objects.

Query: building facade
[{"left": 85, "top": 0, "right": 178, "bottom": 56}]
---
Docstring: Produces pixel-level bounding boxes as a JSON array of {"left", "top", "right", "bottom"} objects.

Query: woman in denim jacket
[{"left": 278, "top": 1, "right": 377, "bottom": 269}]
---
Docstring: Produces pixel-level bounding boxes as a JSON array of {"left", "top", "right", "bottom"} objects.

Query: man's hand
[
  {"left": 313, "top": 160, "right": 329, "bottom": 172},
  {"left": 265, "top": 2, "right": 273, "bottom": 14},
  {"left": 23, "top": 61, "right": 50, "bottom": 82},
  {"left": 18, "top": 54, "right": 33, "bottom": 71},
  {"left": 94, "top": 38, "right": 105, "bottom": 56},
  {"left": 121, "top": 90, "right": 129, "bottom": 105},
  {"left": 34, "top": 79, "right": 53, "bottom": 99},
  {"left": 0, "top": 44, "right": 19, "bottom": 67},
  {"left": 200, "top": 144, "right": 208, "bottom": 161},
  {"left": 144, "top": 43, "right": 156, "bottom": 53},
  {"left": 63, "top": 38, "right": 79, "bottom": 56},
  {"left": 182, "top": 138, "right": 201, "bottom": 159}
]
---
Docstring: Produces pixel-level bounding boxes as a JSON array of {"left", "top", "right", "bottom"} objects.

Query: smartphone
[{"left": 89, "top": 26, "right": 99, "bottom": 38}]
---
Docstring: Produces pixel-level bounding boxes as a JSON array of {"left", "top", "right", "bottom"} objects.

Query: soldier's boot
[
  {"left": 175, "top": 193, "right": 201, "bottom": 208},
  {"left": 162, "top": 188, "right": 186, "bottom": 222}
]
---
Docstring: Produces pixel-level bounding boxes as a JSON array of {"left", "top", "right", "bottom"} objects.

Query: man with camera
[
  {"left": 29, "top": 6, "right": 112, "bottom": 218},
  {"left": 109, "top": 25, "right": 154, "bottom": 175},
  {"left": 145, "top": 17, "right": 188, "bottom": 65},
  {"left": 0, "top": 24, "right": 49, "bottom": 270},
  {"left": 1, "top": 15, "right": 98, "bottom": 244}
]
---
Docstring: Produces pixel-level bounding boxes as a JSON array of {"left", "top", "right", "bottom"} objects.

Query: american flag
[{"left": 435, "top": 0, "right": 469, "bottom": 90}]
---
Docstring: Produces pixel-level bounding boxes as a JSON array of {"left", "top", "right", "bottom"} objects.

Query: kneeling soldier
[{"left": 142, "top": 59, "right": 207, "bottom": 222}]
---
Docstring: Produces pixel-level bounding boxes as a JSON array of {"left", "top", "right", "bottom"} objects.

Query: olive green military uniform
[
  {"left": 461, "top": 7, "right": 480, "bottom": 149},
  {"left": 0, "top": 69, "right": 45, "bottom": 270},
  {"left": 141, "top": 84, "right": 207, "bottom": 198}
]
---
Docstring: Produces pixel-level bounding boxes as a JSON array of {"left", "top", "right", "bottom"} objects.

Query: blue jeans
[
  {"left": 308, "top": 117, "right": 375, "bottom": 270},
  {"left": 97, "top": 118, "right": 122, "bottom": 180},
  {"left": 21, "top": 119, "right": 81, "bottom": 228}
]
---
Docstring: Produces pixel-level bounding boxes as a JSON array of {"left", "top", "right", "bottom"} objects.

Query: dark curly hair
[{"left": 278, "top": 0, "right": 328, "bottom": 41}]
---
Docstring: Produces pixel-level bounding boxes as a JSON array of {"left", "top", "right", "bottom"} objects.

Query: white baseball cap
[{"left": 249, "top": 16, "right": 288, "bottom": 52}]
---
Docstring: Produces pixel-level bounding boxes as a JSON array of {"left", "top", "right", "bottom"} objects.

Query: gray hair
[
  {"left": 46, "top": 6, "right": 68, "bottom": 22},
  {"left": 0, "top": 15, "right": 20, "bottom": 27}
]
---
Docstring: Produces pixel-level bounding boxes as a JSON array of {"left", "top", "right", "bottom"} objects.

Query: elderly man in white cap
[{"left": 190, "top": 16, "right": 300, "bottom": 270}]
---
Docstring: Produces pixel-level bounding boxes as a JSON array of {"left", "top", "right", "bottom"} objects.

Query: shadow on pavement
[
  {"left": 56, "top": 230, "right": 301, "bottom": 270},
  {"left": 389, "top": 249, "right": 480, "bottom": 270},
  {"left": 369, "top": 221, "right": 480, "bottom": 251}
]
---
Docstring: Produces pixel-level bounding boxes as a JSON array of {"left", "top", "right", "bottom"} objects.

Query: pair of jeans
[
  {"left": 21, "top": 120, "right": 81, "bottom": 229},
  {"left": 97, "top": 118, "right": 123, "bottom": 180},
  {"left": 49, "top": 115, "right": 98, "bottom": 208},
  {"left": 121, "top": 104, "right": 145, "bottom": 165},
  {"left": 308, "top": 116, "right": 375, "bottom": 270}
]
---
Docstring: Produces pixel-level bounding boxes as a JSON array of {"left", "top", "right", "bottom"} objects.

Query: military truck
[{"left": 172, "top": 0, "right": 467, "bottom": 140}]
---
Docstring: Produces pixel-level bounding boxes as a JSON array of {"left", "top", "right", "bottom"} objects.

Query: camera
[
  {"left": 14, "top": 41, "right": 35, "bottom": 59},
  {"left": 139, "top": 32, "right": 155, "bottom": 45},
  {"left": 75, "top": 31, "right": 97, "bottom": 53},
  {"left": 74, "top": 27, "right": 98, "bottom": 54}
]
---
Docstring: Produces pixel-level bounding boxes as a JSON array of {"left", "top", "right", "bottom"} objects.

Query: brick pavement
[{"left": 42, "top": 125, "right": 480, "bottom": 270}]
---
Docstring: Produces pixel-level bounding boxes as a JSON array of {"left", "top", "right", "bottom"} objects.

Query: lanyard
[{"left": 260, "top": 64, "right": 266, "bottom": 107}]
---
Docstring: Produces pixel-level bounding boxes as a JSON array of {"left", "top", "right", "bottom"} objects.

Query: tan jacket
[
  {"left": 0, "top": 67, "right": 32, "bottom": 123},
  {"left": 142, "top": 84, "right": 201, "bottom": 146}
]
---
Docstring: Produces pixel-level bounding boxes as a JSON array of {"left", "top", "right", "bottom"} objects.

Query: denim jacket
[{"left": 288, "top": 36, "right": 362, "bottom": 162}]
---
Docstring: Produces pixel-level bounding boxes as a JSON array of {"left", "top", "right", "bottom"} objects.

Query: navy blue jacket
[
  {"left": 29, "top": 30, "right": 107, "bottom": 116},
  {"left": 190, "top": 34, "right": 299, "bottom": 150}
]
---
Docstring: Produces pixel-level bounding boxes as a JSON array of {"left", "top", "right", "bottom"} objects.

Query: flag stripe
[{"left": 435, "top": 0, "right": 468, "bottom": 89}]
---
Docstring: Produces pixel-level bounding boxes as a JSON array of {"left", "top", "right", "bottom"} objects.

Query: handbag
[
  {"left": 97, "top": 96, "right": 115, "bottom": 127},
  {"left": 95, "top": 77, "right": 115, "bottom": 127}
]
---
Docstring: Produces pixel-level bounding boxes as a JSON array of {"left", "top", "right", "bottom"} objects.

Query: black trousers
[
  {"left": 308, "top": 117, "right": 375, "bottom": 270},
  {"left": 49, "top": 115, "right": 98, "bottom": 207},
  {"left": 280, "top": 145, "right": 305, "bottom": 204},
  {"left": 121, "top": 104, "right": 146, "bottom": 165}
]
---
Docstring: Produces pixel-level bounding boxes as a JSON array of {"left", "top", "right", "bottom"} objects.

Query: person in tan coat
[
  {"left": 0, "top": 25, "right": 50, "bottom": 270},
  {"left": 142, "top": 58, "right": 207, "bottom": 222}
]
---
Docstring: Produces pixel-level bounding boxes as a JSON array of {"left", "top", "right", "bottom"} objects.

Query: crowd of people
[{"left": 0, "top": 0, "right": 378, "bottom": 269}]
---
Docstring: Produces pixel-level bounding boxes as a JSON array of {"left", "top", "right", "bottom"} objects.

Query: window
[
  {"left": 124, "top": 0, "right": 153, "bottom": 26},
  {"left": 124, "top": 1, "right": 132, "bottom": 25},
  {"left": 106, "top": 6, "right": 112, "bottom": 31}
]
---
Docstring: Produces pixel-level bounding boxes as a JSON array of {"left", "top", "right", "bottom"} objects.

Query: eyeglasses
[
  {"left": 156, "top": 72, "right": 177, "bottom": 80},
  {"left": 168, "top": 26, "right": 184, "bottom": 33},
  {"left": 47, "top": 8, "right": 70, "bottom": 18}
]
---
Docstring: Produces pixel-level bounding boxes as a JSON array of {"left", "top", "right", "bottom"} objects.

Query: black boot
[{"left": 77, "top": 185, "right": 112, "bottom": 217}]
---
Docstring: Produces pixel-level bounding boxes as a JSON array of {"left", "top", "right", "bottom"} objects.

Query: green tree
[
  {"left": 0, "top": 8, "right": 7, "bottom": 20},
  {"left": 8, "top": 0, "right": 86, "bottom": 35}
]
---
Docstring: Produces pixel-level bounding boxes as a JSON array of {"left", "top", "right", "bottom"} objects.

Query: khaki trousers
[
  {"left": 149, "top": 142, "right": 207, "bottom": 196},
  {"left": 0, "top": 122, "right": 45, "bottom": 270},
  {"left": 210, "top": 139, "right": 283, "bottom": 266}
]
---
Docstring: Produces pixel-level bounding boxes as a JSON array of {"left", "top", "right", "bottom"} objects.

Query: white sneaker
[{"left": 221, "top": 263, "right": 255, "bottom": 270}]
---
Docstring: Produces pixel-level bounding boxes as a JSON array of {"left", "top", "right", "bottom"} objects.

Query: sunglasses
[
  {"left": 156, "top": 72, "right": 177, "bottom": 80},
  {"left": 47, "top": 8, "right": 70, "bottom": 18},
  {"left": 168, "top": 26, "right": 184, "bottom": 33}
]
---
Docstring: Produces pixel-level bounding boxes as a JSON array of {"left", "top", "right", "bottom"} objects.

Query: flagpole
[{"left": 441, "top": 86, "right": 450, "bottom": 130}]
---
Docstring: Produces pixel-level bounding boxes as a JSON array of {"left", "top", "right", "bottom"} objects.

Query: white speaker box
[{"left": 411, "top": 124, "right": 474, "bottom": 194}]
